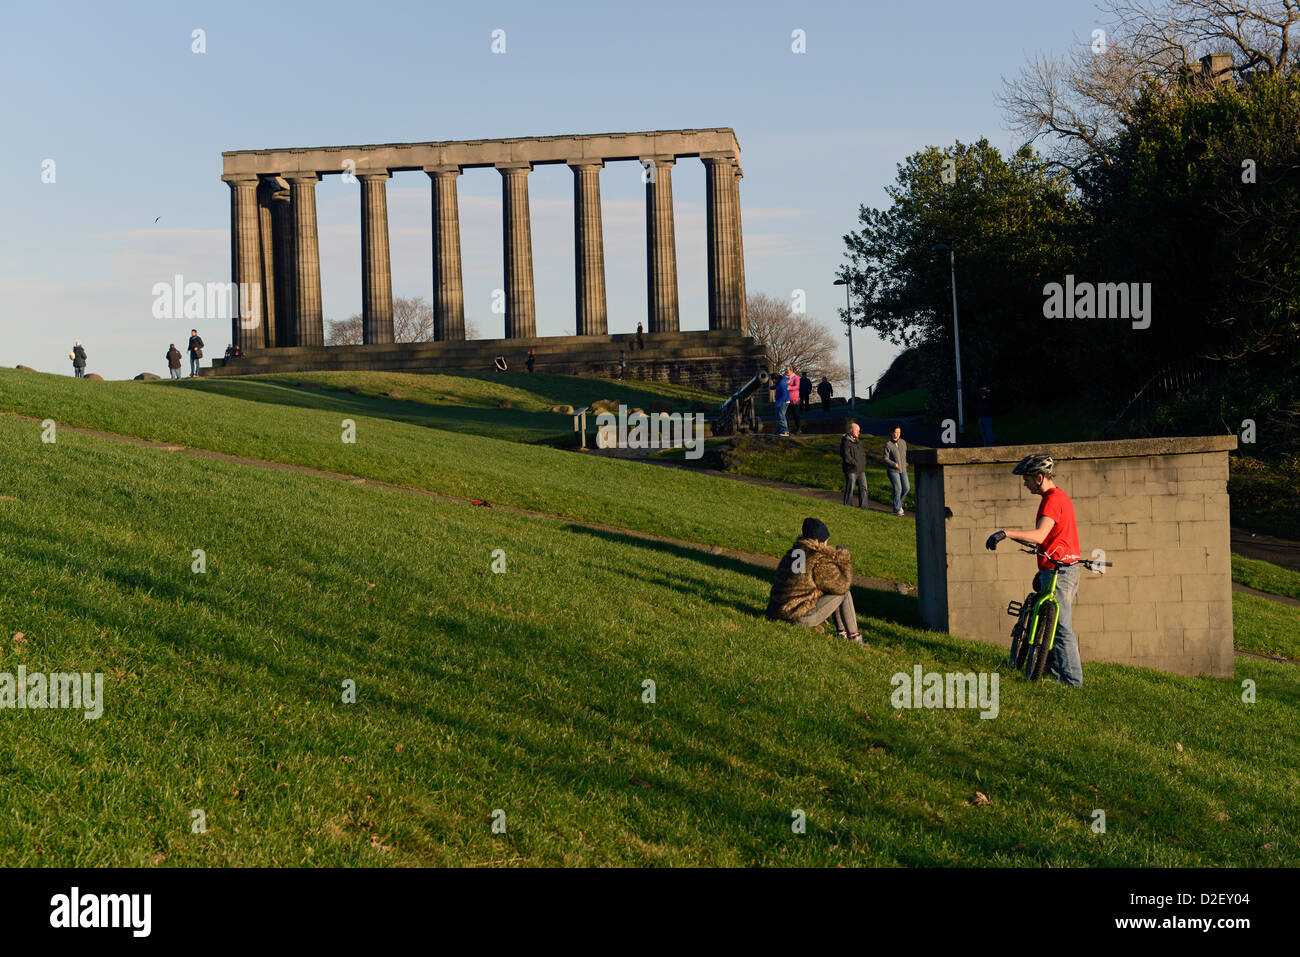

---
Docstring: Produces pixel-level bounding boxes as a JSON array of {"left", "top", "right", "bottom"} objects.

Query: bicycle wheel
[
  {"left": 1012, "top": 594, "right": 1035, "bottom": 670},
  {"left": 1030, "top": 602, "right": 1059, "bottom": 681}
]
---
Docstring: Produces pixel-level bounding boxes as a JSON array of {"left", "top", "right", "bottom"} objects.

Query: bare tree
[
  {"left": 746, "top": 291, "right": 849, "bottom": 385},
  {"left": 1000, "top": 0, "right": 1300, "bottom": 179},
  {"left": 326, "top": 296, "right": 482, "bottom": 345}
]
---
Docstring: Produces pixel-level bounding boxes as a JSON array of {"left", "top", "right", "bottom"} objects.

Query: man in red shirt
[{"left": 984, "top": 453, "right": 1084, "bottom": 686}]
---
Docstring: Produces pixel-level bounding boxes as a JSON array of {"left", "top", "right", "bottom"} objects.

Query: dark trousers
[
  {"left": 843, "top": 471, "right": 868, "bottom": 507},
  {"left": 820, "top": 396, "right": 831, "bottom": 413},
  {"left": 787, "top": 403, "right": 801, "bottom": 433}
]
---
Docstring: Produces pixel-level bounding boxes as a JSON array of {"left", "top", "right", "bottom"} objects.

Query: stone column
[
  {"left": 704, "top": 155, "right": 743, "bottom": 332},
  {"left": 570, "top": 161, "right": 608, "bottom": 336},
  {"left": 643, "top": 155, "right": 679, "bottom": 333},
  {"left": 498, "top": 162, "right": 536, "bottom": 338},
  {"left": 426, "top": 166, "right": 466, "bottom": 340},
  {"left": 225, "top": 175, "right": 263, "bottom": 352},
  {"left": 733, "top": 164, "right": 748, "bottom": 335},
  {"left": 256, "top": 180, "right": 278, "bottom": 348},
  {"left": 359, "top": 172, "right": 394, "bottom": 344},
  {"left": 287, "top": 173, "right": 324, "bottom": 347},
  {"left": 270, "top": 184, "right": 295, "bottom": 347}
]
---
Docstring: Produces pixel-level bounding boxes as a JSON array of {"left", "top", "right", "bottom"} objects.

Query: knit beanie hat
[{"left": 801, "top": 517, "right": 830, "bottom": 542}]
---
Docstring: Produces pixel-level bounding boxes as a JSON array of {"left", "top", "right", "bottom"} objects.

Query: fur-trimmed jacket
[{"left": 765, "top": 537, "right": 853, "bottom": 621}]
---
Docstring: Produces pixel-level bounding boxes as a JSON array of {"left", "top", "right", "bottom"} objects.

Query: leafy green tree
[{"left": 841, "top": 139, "right": 1088, "bottom": 418}]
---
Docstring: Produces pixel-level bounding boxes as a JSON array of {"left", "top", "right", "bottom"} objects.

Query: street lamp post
[
  {"left": 931, "top": 244, "right": 964, "bottom": 436},
  {"left": 833, "top": 277, "right": 856, "bottom": 411}
]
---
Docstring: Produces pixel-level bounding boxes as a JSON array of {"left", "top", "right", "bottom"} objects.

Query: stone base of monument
[{"left": 201, "top": 330, "right": 765, "bottom": 394}]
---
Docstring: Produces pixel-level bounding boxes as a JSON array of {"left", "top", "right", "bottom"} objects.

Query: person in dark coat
[
  {"left": 800, "top": 372, "right": 812, "bottom": 412},
  {"left": 526, "top": 347, "right": 536, "bottom": 373},
  {"left": 976, "top": 385, "right": 995, "bottom": 446},
  {"left": 817, "top": 377, "right": 833, "bottom": 413},
  {"left": 635, "top": 322, "right": 645, "bottom": 350},
  {"left": 840, "top": 422, "right": 868, "bottom": 508},
  {"left": 167, "top": 344, "right": 183, "bottom": 378},
  {"left": 71, "top": 340, "right": 87, "bottom": 378},
  {"left": 187, "top": 329, "right": 204, "bottom": 377}
]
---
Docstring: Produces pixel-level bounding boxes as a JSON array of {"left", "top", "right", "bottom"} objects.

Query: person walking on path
[
  {"left": 526, "top": 347, "right": 536, "bottom": 373},
  {"left": 976, "top": 385, "right": 995, "bottom": 446},
  {"left": 985, "top": 453, "right": 1084, "bottom": 687},
  {"left": 840, "top": 422, "right": 868, "bottom": 507},
  {"left": 799, "top": 372, "right": 812, "bottom": 413},
  {"left": 765, "top": 517, "right": 863, "bottom": 645},
  {"left": 817, "top": 376, "right": 833, "bottom": 413},
  {"left": 786, "top": 368, "right": 802, "bottom": 434},
  {"left": 166, "top": 344, "right": 183, "bottom": 379},
  {"left": 70, "top": 340, "right": 87, "bottom": 378},
  {"left": 774, "top": 365, "right": 793, "bottom": 436},
  {"left": 884, "top": 424, "right": 910, "bottom": 516},
  {"left": 187, "top": 329, "right": 204, "bottom": 377}
]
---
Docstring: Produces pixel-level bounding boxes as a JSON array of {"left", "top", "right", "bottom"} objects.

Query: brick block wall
[{"left": 913, "top": 437, "right": 1237, "bottom": 678}]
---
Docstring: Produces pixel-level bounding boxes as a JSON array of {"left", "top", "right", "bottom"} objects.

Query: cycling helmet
[{"left": 1012, "top": 453, "right": 1055, "bottom": 477}]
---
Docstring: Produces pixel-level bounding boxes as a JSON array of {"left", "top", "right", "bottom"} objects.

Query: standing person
[
  {"left": 786, "top": 368, "right": 802, "bottom": 434},
  {"left": 765, "top": 517, "right": 863, "bottom": 645},
  {"left": 976, "top": 385, "right": 995, "bottom": 446},
  {"left": 985, "top": 453, "right": 1083, "bottom": 687},
  {"left": 526, "top": 347, "right": 536, "bottom": 373},
  {"left": 817, "top": 376, "right": 833, "bottom": 413},
  {"left": 635, "top": 321, "right": 645, "bottom": 350},
  {"left": 839, "top": 422, "right": 868, "bottom": 508},
  {"left": 70, "top": 340, "right": 87, "bottom": 378},
  {"left": 187, "top": 328, "right": 204, "bottom": 377},
  {"left": 166, "top": 344, "right": 183, "bottom": 378},
  {"left": 883, "top": 424, "right": 910, "bottom": 516},
  {"left": 800, "top": 371, "right": 812, "bottom": 413},
  {"left": 773, "top": 365, "right": 792, "bottom": 436},
  {"left": 618, "top": 350, "right": 627, "bottom": 379}
]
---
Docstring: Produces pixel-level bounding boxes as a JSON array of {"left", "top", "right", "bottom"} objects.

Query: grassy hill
[{"left": 0, "top": 369, "right": 1296, "bottom": 866}]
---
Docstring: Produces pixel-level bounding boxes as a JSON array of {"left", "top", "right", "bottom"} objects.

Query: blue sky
[{"left": 0, "top": 0, "right": 1099, "bottom": 382}]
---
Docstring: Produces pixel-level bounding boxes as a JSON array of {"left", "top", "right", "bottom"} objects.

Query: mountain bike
[{"left": 1006, "top": 546, "right": 1111, "bottom": 681}]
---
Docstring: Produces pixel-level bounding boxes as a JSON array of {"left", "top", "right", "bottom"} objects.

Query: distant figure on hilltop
[
  {"left": 976, "top": 385, "right": 996, "bottom": 446},
  {"left": 817, "top": 376, "right": 833, "bottom": 413},
  {"left": 635, "top": 321, "right": 645, "bottom": 350},
  {"left": 187, "top": 329, "right": 204, "bottom": 377},
  {"left": 166, "top": 343, "right": 182, "bottom": 379},
  {"left": 70, "top": 340, "right": 87, "bottom": 378},
  {"left": 786, "top": 368, "right": 802, "bottom": 434},
  {"left": 618, "top": 349, "right": 626, "bottom": 379},
  {"left": 799, "top": 371, "right": 812, "bottom": 413},
  {"left": 526, "top": 347, "right": 535, "bottom": 373}
]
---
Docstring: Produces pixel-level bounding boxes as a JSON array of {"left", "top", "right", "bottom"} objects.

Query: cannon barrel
[{"left": 720, "top": 369, "right": 770, "bottom": 411}]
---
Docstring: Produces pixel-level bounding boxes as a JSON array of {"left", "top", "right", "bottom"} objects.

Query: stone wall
[
  {"left": 910, "top": 437, "right": 1237, "bottom": 678},
  {"left": 201, "top": 330, "right": 766, "bottom": 395}
]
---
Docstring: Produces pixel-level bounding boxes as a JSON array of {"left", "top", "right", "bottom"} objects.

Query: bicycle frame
[{"left": 1006, "top": 546, "right": 1109, "bottom": 678}]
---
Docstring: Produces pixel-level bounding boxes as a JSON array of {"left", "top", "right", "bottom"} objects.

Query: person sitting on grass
[{"left": 765, "top": 517, "right": 863, "bottom": 645}]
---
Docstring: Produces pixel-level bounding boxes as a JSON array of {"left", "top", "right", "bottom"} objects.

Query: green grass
[
  {"left": 655, "top": 433, "right": 920, "bottom": 512},
  {"left": 0, "top": 369, "right": 916, "bottom": 586},
  {"left": 857, "top": 387, "right": 929, "bottom": 418},
  {"left": 187, "top": 370, "right": 723, "bottom": 447},
  {"left": 1229, "top": 453, "right": 1300, "bottom": 541},
  {"left": 0, "top": 414, "right": 1296, "bottom": 866},
  {"left": 1232, "top": 595, "right": 1300, "bottom": 661},
  {"left": 1232, "top": 554, "right": 1300, "bottom": 602}
]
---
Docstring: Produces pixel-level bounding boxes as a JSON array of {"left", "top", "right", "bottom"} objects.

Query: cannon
[{"left": 716, "top": 369, "right": 770, "bottom": 435}]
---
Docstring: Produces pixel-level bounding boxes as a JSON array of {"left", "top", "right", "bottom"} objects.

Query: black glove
[{"left": 985, "top": 530, "right": 1006, "bottom": 551}]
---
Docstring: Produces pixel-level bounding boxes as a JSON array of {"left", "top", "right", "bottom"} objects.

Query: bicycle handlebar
[{"left": 1016, "top": 544, "right": 1112, "bottom": 570}]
